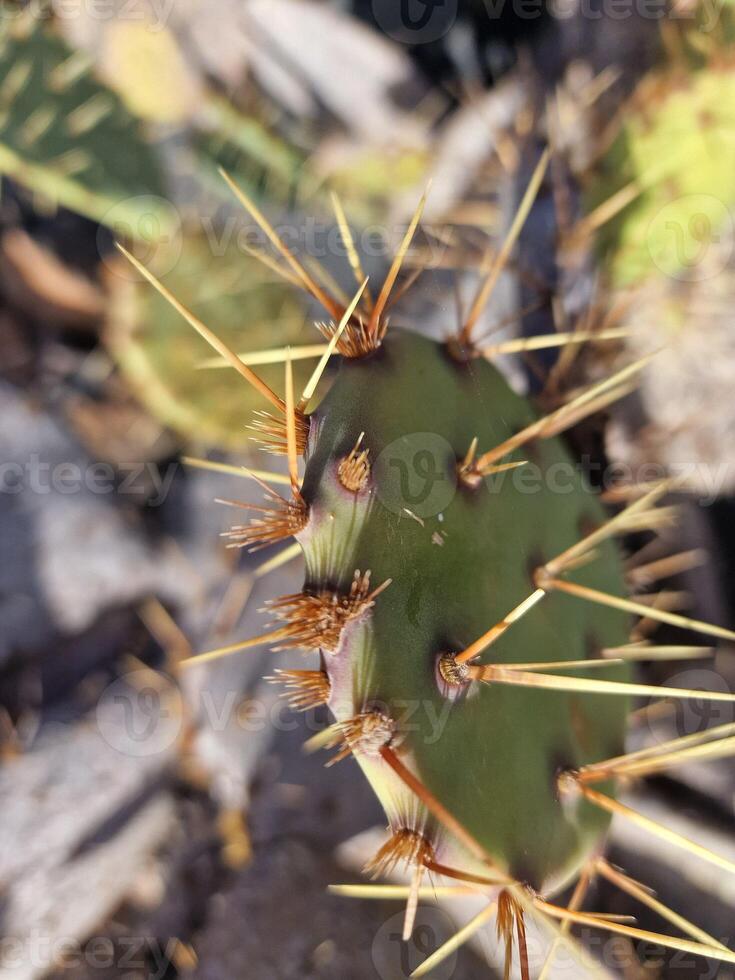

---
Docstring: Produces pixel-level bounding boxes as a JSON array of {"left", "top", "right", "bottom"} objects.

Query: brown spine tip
[
  {"left": 497, "top": 889, "right": 530, "bottom": 980},
  {"left": 364, "top": 828, "right": 435, "bottom": 879},
  {"left": 316, "top": 317, "right": 385, "bottom": 358},
  {"left": 437, "top": 652, "right": 471, "bottom": 689},
  {"left": 325, "top": 709, "right": 397, "bottom": 766},
  {"left": 266, "top": 669, "right": 331, "bottom": 711},
  {"left": 457, "top": 436, "right": 483, "bottom": 489},
  {"left": 338, "top": 433, "right": 370, "bottom": 492},
  {"left": 250, "top": 407, "right": 309, "bottom": 456},
  {"left": 265, "top": 570, "right": 390, "bottom": 653},
  {"left": 458, "top": 436, "right": 528, "bottom": 487},
  {"left": 223, "top": 495, "right": 308, "bottom": 551}
]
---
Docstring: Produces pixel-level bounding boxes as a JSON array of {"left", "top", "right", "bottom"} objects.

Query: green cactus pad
[
  {"left": 590, "top": 65, "right": 735, "bottom": 287},
  {"left": 0, "top": 14, "right": 170, "bottom": 233},
  {"left": 299, "top": 330, "right": 630, "bottom": 891},
  {"left": 107, "top": 236, "right": 311, "bottom": 450}
]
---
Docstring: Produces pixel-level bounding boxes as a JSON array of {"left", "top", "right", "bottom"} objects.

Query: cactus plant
[
  {"left": 106, "top": 233, "right": 314, "bottom": 450},
  {"left": 581, "top": 20, "right": 735, "bottom": 496},
  {"left": 0, "top": 11, "right": 172, "bottom": 235},
  {"left": 83, "top": 16, "right": 308, "bottom": 207},
  {"left": 121, "top": 161, "right": 735, "bottom": 976},
  {"left": 589, "top": 53, "right": 735, "bottom": 288}
]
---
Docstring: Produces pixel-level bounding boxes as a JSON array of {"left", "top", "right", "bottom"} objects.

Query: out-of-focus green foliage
[{"left": 0, "top": 11, "right": 171, "bottom": 233}]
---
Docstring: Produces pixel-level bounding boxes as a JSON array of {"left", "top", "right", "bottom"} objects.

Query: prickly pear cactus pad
[
  {"left": 107, "top": 236, "right": 310, "bottom": 450},
  {"left": 300, "top": 329, "right": 629, "bottom": 891},
  {"left": 590, "top": 64, "right": 735, "bottom": 287},
  {"left": 0, "top": 13, "right": 169, "bottom": 232},
  {"left": 584, "top": 36, "right": 735, "bottom": 496},
  {"left": 123, "top": 165, "right": 735, "bottom": 975}
]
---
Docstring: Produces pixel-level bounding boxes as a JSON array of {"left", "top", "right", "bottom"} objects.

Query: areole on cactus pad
[{"left": 120, "top": 155, "right": 735, "bottom": 976}]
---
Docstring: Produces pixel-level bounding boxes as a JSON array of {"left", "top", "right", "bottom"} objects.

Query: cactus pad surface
[{"left": 299, "top": 328, "right": 629, "bottom": 890}]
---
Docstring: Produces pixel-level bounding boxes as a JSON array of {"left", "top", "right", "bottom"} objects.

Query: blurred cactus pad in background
[
  {"left": 106, "top": 235, "right": 312, "bottom": 450},
  {"left": 590, "top": 52, "right": 735, "bottom": 287},
  {"left": 0, "top": 11, "right": 170, "bottom": 231}
]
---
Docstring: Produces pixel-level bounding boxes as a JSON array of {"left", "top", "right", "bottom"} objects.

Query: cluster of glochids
[{"left": 120, "top": 154, "right": 735, "bottom": 978}]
